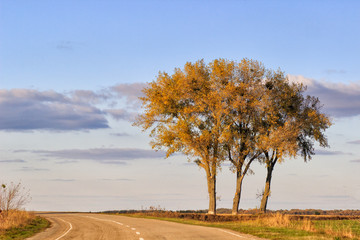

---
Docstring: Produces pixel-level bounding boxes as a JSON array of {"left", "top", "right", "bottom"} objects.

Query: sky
[{"left": 1, "top": 0, "right": 360, "bottom": 212}]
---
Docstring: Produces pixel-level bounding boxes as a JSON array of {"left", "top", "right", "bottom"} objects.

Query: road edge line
[
  {"left": 55, "top": 218, "right": 73, "bottom": 240},
  {"left": 217, "top": 228, "right": 248, "bottom": 239}
]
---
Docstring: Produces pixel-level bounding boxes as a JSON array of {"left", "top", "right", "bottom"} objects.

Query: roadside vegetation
[
  {"left": 0, "top": 182, "right": 49, "bottom": 239},
  {"left": 0, "top": 211, "right": 49, "bottom": 240},
  {"left": 109, "top": 209, "right": 360, "bottom": 240}
]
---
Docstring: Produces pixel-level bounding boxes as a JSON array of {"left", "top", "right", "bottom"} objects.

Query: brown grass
[
  {"left": 320, "top": 222, "right": 355, "bottom": 239},
  {"left": 247, "top": 213, "right": 356, "bottom": 238},
  {"left": 124, "top": 211, "right": 359, "bottom": 239},
  {"left": 0, "top": 210, "right": 35, "bottom": 231},
  {"left": 245, "top": 213, "right": 316, "bottom": 232},
  {"left": 255, "top": 212, "right": 292, "bottom": 227}
]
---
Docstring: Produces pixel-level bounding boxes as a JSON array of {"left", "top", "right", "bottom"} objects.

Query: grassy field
[
  {"left": 119, "top": 212, "right": 360, "bottom": 240},
  {"left": 0, "top": 210, "right": 50, "bottom": 240}
]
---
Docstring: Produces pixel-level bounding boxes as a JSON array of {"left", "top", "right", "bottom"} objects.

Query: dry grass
[
  {"left": 317, "top": 221, "right": 357, "bottom": 239},
  {"left": 255, "top": 213, "right": 358, "bottom": 238},
  {"left": 255, "top": 213, "right": 292, "bottom": 227},
  {"left": 246, "top": 213, "right": 316, "bottom": 232},
  {"left": 120, "top": 211, "right": 360, "bottom": 239},
  {"left": 0, "top": 210, "right": 35, "bottom": 231},
  {"left": 248, "top": 213, "right": 358, "bottom": 239}
]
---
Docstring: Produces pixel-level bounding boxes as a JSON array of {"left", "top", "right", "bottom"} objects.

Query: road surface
[{"left": 28, "top": 213, "right": 266, "bottom": 240}]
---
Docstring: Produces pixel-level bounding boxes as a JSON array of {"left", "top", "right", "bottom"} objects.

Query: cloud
[
  {"left": 0, "top": 83, "right": 147, "bottom": 131},
  {"left": 55, "top": 160, "right": 79, "bottom": 164},
  {"left": 110, "top": 132, "right": 130, "bottom": 137},
  {"left": 315, "top": 195, "right": 352, "bottom": 199},
  {"left": 100, "top": 160, "right": 127, "bottom": 165},
  {"left": 288, "top": 75, "right": 360, "bottom": 118},
  {"left": 104, "top": 83, "right": 146, "bottom": 121},
  {"left": 17, "top": 167, "right": 49, "bottom": 171},
  {"left": 30, "top": 148, "right": 166, "bottom": 163},
  {"left": 111, "top": 83, "right": 147, "bottom": 107},
  {"left": 0, "top": 159, "right": 26, "bottom": 163},
  {"left": 101, "top": 178, "right": 134, "bottom": 181},
  {"left": 49, "top": 179, "right": 76, "bottom": 182},
  {"left": 69, "top": 90, "right": 110, "bottom": 104},
  {"left": 350, "top": 159, "right": 360, "bottom": 163},
  {"left": 105, "top": 108, "right": 138, "bottom": 121},
  {"left": 315, "top": 149, "right": 352, "bottom": 155},
  {"left": 0, "top": 89, "right": 109, "bottom": 131},
  {"left": 347, "top": 140, "right": 360, "bottom": 144}
]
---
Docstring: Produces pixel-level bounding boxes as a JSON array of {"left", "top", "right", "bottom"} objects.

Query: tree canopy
[
  {"left": 135, "top": 58, "right": 331, "bottom": 214},
  {"left": 258, "top": 69, "right": 331, "bottom": 212},
  {"left": 135, "top": 59, "right": 229, "bottom": 214}
]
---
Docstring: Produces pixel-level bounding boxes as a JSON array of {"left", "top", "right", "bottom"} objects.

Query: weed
[{"left": 0, "top": 210, "right": 34, "bottom": 230}]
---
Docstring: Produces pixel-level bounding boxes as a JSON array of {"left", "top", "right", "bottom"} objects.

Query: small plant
[{"left": 0, "top": 181, "right": 31, "bottom": 213}]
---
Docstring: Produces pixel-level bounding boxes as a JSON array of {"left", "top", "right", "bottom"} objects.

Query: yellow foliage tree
[
  {"left": 135, "top": 59, "right": 230, "bottom": 214},
  {"left": 135, "top": 58, "right": 331, "bottom": 215},
  {"left": 219, "top": 59, "right": 268, "bottom": 215},
  {"left": 258, "top": 70, "right": 332, "bottom": 212}
]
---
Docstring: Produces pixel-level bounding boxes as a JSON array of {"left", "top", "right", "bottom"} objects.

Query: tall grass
[
  {"left": 314, "top": 219, "right": 359, "bottom": 239},
  {"left": 122, "top": 211, "right": 360, "bottom": 239},
  {"left": 249, "top": 213, "right": 357, "bottom": 239},
  {"left": 0, "top": 210, "right": 35, "bottom": 231},
  {"left": 252, "top": 213, "right": 315, "bottom": 231}
]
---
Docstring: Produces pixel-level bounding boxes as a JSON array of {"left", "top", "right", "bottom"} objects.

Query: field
[
  {"left": 0, "top": 210, "right": 49, "bottom": 240},
  {"left": 106, "top": 209, "right": 360, "bottom": 240}
]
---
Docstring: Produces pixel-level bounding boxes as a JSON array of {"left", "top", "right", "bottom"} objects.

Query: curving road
[{"left": 28, "top": 213, "right": 265, "bottom": 240}]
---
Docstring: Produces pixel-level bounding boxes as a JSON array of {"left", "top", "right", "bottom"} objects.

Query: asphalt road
[{"left": 27, "top": 213, "right": 266, "bottom": 240}]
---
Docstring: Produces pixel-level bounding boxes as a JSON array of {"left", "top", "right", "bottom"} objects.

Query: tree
[
  {"left": 0, "top": 182, "right": 31, "bottom": 213},
  {"left": 135, "top": 59, "right": 230, "bottom": 214},
  {"left": 258, "top": 70, "right": 331, "bottom": 213},
  {"left": 219, "top": 59, "right": 267, "bottom": 215}
]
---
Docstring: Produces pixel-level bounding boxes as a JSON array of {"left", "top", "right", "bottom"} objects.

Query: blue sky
[{"left": 1, "top": 0, "right": 360, "bottom": 211}]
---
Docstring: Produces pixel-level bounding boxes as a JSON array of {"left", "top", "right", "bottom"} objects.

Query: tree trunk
[
  {"left": 232, "top": 170, "right": 244, "bottom": 215},
  {"left": 206, "top": 171, "right": 216, "bottom": 215},
  {"left": 260, "top": 163, "right": 274, "bottom": 213}
]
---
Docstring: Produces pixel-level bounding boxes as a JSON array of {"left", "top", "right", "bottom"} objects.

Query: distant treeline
[{"left": 102, "top": 208, "right": 360, "bottom": 216}]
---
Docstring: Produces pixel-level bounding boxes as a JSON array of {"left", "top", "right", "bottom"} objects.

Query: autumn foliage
[{"left": 135, "top": 58, "right": 331, "bottom": 214}]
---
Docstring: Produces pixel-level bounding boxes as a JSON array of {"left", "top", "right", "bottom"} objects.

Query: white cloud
[
  {"left": 288, "top": 75, "right": 360, "bottom": 117},
  {"left": 105, "top": 108, "right": 138, "bottom": 121},
  {"left": 49, "top": 179, "right": 76, "bottom": 182},
  {"left": 0, "top": 159, "right": 27, "bottom": 163},
  {"left": 0, "top": 83, "right": 146, "bottom": 131},
  {"left": 0, "top": 89, "right": 109, "bottom": 131},
  {"left": 110, "top": 132, "right": 130, "bottom": 137},
  {"left": 17, "top": 166, "right": 49, "bottom": 171},
  {"left": 314, "top": 149, "right": 352, "bottom": 155},
  {"left": 350, "top": 159, "right": 360, "bottom": 163},
  {"left": 29, "top": 148, "right": 166, "bottom": 163},
  {"left": 111, "top": 83, "right": 146, "bottom": 105}
]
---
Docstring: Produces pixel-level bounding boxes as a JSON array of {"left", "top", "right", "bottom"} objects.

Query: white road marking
[
  {"left": 55, "top": 218, "right": 73, "bottom": 240},
  {"left": 82, "top": 216, "right": 144, "bottom": 239},
  {"left": 217, "top": 229, "right": 248, "bottom": 239},
  {"left": 84, "top": 216, "right": 123, "bottom": 225},
  {"left": 109, "top": 220, "right": 123, "bottom": 226}
]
